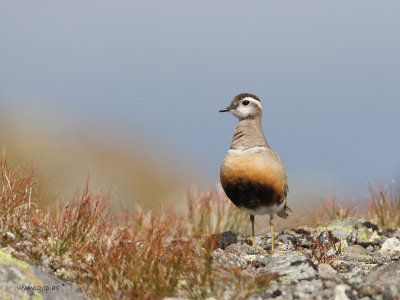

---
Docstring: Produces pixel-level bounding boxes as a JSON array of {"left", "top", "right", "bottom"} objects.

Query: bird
[{"left": 219, "top": 93, "right": 289, "bottom": 251}]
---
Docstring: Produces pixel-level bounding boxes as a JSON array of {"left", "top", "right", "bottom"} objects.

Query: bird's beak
[{"left": 219, "top": 107, "right": 231, "bottom": 112}]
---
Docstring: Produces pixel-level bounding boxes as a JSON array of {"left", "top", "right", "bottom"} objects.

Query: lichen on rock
[{"left": 208, "top": 218, "right": 400, "bottom": 299}]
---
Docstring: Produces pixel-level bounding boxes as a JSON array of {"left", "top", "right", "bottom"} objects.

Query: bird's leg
[
  {"left": 269, "top": 215, "right": 275, "bottom": 252},
  {"left": 250, "top": 214, "right": 255, "bottom": 247}
]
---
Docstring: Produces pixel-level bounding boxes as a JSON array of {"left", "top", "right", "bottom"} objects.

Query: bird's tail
[{"left": 277, "top": 204, "right": 292, "bottom": 219}]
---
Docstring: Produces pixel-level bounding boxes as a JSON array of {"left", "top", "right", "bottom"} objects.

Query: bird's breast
[{"left": 220, "top": 148, "right": 287, "bottom": 208}]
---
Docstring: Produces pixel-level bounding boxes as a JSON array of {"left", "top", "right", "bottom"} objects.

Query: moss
[
  {"left": 369, "top": 231, "right": 381, "bottom": 244},
  {"left": 0, "top": 250, "right": 44, "bottom": 300},
  {"left": 324, "top": 224, "right": 353, "bottom": 233},
  {"left": 363, "top": 263, "right": 378, "bottom": 268},
  {"left": 358, "top": 229, "right": 369, "bottom": 242},
  {"left": 319, "top": 218, "right": 366, "bottom": 233},
  {"left": 282, "top": 229, "right": 297, "bottom": 236},
  {"left": 317, "top": 224, "right": 347, "bottom": 233},
  {"left": 0, "top": 250, "right": 30, "bottom": 269}
]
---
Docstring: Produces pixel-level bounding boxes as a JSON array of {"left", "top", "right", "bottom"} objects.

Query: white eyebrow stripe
[{"left": 242, "top": 97, "right": 262, "bottom": 109}]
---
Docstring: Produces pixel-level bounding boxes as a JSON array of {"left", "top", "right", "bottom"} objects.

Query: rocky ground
[
  {"left": 206, "top": 218, "right": 400, "bottom": 299},
  {"left": 0, "top": 248, "right": 86, "bottom": 300},
  {"left": 2, "top": 218, "right": 400, "bottom": 299}
]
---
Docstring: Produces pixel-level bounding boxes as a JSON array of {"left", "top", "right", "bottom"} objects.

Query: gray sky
[{"left": 1, "top": 1, "right": 400, "bottom": 195}]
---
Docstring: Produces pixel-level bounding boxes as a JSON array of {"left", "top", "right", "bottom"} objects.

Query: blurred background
[{"left": 1, "top": 1, "right": 400, "bottom": 220}]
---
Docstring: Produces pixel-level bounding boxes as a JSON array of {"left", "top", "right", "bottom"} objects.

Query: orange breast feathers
[{"left": 220, "top": 151, "right": 287, "bottom": 197}]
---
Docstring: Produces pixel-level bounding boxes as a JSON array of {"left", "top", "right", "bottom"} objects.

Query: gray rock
[
  {"left": 357, "top": 228, "right": 382, "bottom": 247},
  {"left": 258, "top": 253, "right": 317, "bottom": 281},
  {"left": 210, "top": 218, "right": 400, "bottom": 299},
  {"left": 358, "top": 260, "right": 400, "bottom": 297},
  {"left": 293, "top": 234, "right": 312, "bottom": 248},
  {"left": 295, "top": 279, "right": 323, "bottom": 294},
  {"left": 0, "top": 249, "right": 86, "bottom": 300},
  {"left": 213, "top": 246, "right": 248, "bottom": 269},
  {"left": 378, "top": 237, "right": 400, "bottom": 256},
  {"left": 246, "top": 295, "right": 263, "bottom": 300},
  {"left": 32, "top": 267, "right": 87, "bottom": 300},
  {"left": 222, "top": 242, "right": 263, "bottom": 255},
  {"left": 276, "top": 234, "right": 295, "bottom": 244},
  {"left": 333, "top": 284, "right": 350, "bottom": 300},
  {"left": 365, "top": 245, "right": 374, "bottom": 252},
  {"left": 318, "top": 263, "right": 341, "bottom": 283},
  {"left": 323, "top": 218, "right": 382, "bottom": 247},
  {"left": 326, "top": 218, "right": 365, "bottom": 232},
  {"left": 331, "top": 229, "right": 350, "bottom": 240},
  {"left": 341, "top": 245, "right": 371, "bottom": 259}
]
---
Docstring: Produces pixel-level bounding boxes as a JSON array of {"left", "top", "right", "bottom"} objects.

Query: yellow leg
[
  {"left": 270, "top": 216, "right": 275, "bottom": 252},
  {"left": 250, "top": 214, "right": 255, "bottom": 247}
]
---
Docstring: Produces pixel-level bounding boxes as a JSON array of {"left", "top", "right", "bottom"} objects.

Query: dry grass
[
  {"left": 187, "top": 185, "right": 250, "bottom": 236},
  {"left": 313, "top": 191, "right": 358, "bottom": 225},
  {"left": 306, "top": 231, "right": 341, "bottom": 266},
  {"left": 312, "top": 181, "right": 400, "bottom": 230},
  {"left": 366, "top": 181, "right": 400, "bottom": 228},
  {"left": 0, "top": 154, "right": 274, "bottom": 299},
  {"left": 0, "top": 154, "right": 44, "bottom": 240}
]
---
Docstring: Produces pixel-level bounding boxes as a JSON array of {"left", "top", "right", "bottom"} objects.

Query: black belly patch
[{"left": 222, "top": 179, "right": 282, "bottom": 210}]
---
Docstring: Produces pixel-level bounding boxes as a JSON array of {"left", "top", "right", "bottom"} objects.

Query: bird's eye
[{"left": 242, "top": 100, "right": 250, "bottom": 105}]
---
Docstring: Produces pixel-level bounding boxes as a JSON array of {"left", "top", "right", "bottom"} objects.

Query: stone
[
  {"left": 318, "top": 231, "right": 336, "bottom": 245},
  {"left": 210, "top": 231, "right": 237, "bottom": 250},
  {"left": 213, "top": 245, "right": 248, "bottom": 269},
  {"left": 331, "top": 229, "right": 350, "bottom": 240},
  {"left": 358, "top": 260, "right": 400, "bottom": 297},
  {"left": 365, "top": 245, "right": 374, "bottom": 252},
  {"left": 293, "top": 234, "right": 313, "bottom": 248},
  {"left": 166, "top": 219, "right": 400, "bottom": 298},
  {"left": 246, "top": 295, "right": 263, "bottom": 300},
  {"left": 334, "top": 284, "right": 350, "bottom": 300},
  {"left": 357, "top": 228, "right": 381, "bottom": 247},
  {"left": 325, "top": 218, "right": 365, "bottom": 233},
  {"left": 362, "top": 221, "right": 379, "bottom": 232},
  {"left": 378, "top": 237, "right": 400, "bottom": 256},
  {"left": 258, "top": 253, "right": 317, "bottom": 281},
  {"left": 318, "top": 263, "right": 341, "bottom": 283},
  {"left": 295, "top": 279, "right": 323, "bottom": 294},
  {"left": 341, "top": 245, "right": 371, "bottom": 259},
  {"left": 0, "top": 249, "right": 86, "bottom": 300},
  {"left": 276, "top": 234, "right": 295, "bottom": 244},
  {"left": 295, "top": 225, "right": 315, "bottom": 235}
]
